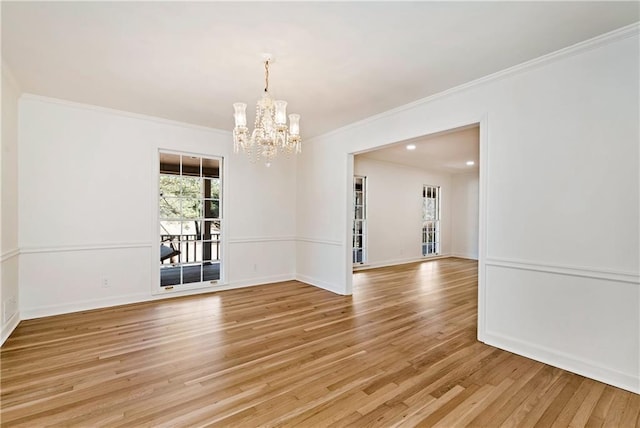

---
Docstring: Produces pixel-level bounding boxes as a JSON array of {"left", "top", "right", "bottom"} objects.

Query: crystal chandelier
[{"left": 233, "top": 56, "right": 302, "bottom": 167}]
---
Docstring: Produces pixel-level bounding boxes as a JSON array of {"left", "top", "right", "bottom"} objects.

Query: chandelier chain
[{"left": 264, "top": 60, "right": 269, "bottom": 93}]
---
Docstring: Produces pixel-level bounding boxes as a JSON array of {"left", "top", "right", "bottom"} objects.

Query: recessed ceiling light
[
  {"left": 406, "top": 144, "right": 416, "bottom": 150},
  {"left": 466, "top": 161, "right": 475, "bottom": 166}
]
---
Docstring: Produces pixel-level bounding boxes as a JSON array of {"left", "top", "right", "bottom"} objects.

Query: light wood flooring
[{"left": 1, "top": 258, "right": 639, "bottom": 427}]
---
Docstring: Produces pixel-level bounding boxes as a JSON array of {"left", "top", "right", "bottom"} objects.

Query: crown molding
[
  {"left": 309, "top": 22, "right": 640, "bottom": 144},
  {"left": 19, "top": 93, "right": 232, "bottom": 137}
]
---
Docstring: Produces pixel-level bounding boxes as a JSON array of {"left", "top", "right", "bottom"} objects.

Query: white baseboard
[
  {"left": 483, "top": 331, "right": 639, "bottom": 394},
  {"left": 21, "top": 275, "right": 298, "bottom": 320},
  {"left": 295, "top": 274, "right": 347, "bottom": 295},
  {"left": 449, "top": 253, "right": 478, "bottom": 261},
  {"left": 21, "top": 292, "right": 152, "bottom": 320},
  {"left": 1, "top": 312, "right": 21, "bottom": 346},
  {"left": 353, "top": 254, "right": 452, "bottom": 271},
  {"left": 224, "top": 274, "right": 296, "bottom": 290}
]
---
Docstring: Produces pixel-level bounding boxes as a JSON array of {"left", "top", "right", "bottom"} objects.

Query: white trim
[
  {"left": 20, "top": 275, "right": 297, "bottom": 320},
  {"left": 296, "top": 237, "right": 343, "bottom": 246},
  {"left": 477, "top": 114, "right": 489, "bottom": 343},
  {"left": 485, "top": 257, "right": 639, "bottom": 284},
  {"left": 226, "top": 274, "right": 295, "bottom": 290},
  {"left": 21, "top": 289, "right": 213, "bottom": 320},
  {"left": 0, "top": 248, "right": 19, "bottom": 262},
  {"left": 19, "top": 93, "right": 231, "bottom": 136},
  {"left": 296, "top": 274, "right": 346, "bottom": 295},
  {"left": 151, "top": 147, "right": 162, "bottom": 295},
  {"left": 354, "top": 254, "right": 453, "bottom": 271},
  {"left": 229, "top": 236, "right": 296, "bottom": 244},
  {"left": 155, "top": 275, "right": 294, "bottom": 298},
  {"left": 21, "top": 292, "right": 153, "bottom": 320},
  {"left": 421, "top": 184, "right": 441, "bottom": 257},
  {"left": 156, "top": 280, "right": 222, "bottom": 295},
  {"left": 351, "top": 174, "right": 368, "bottom": 268},
  {"left": 483, "top": 331, "right": 639, "bottom": 394},
  {"left": 20, "top": 242, "right": 152, "bottom": 255},
  {"left": 220, "top": 156, "right": 228, "bottom": 288},
  {"left": 449, "top": 253, "right": 479, "bottom": 261},
  {"left": 1, "top": 312, "right": 20, "bottom": 347},
  {"left": 308, "top": 23, "right": 640, "bottom": 145},
  {"left": 153, "top": 149, "right": 227, "bottom": 296},
  {"left": 345, "top": 153, "right": 355, "bottom": 294}
]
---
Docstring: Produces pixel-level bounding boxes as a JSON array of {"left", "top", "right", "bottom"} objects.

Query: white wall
[
  {"left": 354, "top": 156, "right": 452, "bottom": 267},
  {"left": 1, "top": 61, "right": 21, "bottom": 343},
  {"left": 296, "top": 28, "right": 639, "bottom": 392},
  {"left": 451, "top": 172, "right": 479, "bottom": 259},
  {"left": 18, "top": 96, "right": 297, "bottom": 319}
]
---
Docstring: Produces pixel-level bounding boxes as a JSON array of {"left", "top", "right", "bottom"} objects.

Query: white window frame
[
  {"left": 353, "top": 176, "right": 367, "bottom": 265},
  {"left": 422, "top": 184, "right": 441, "bottom": 257},
  {"left": 152, "top": 149, "right": 225, "bottom": 295}
]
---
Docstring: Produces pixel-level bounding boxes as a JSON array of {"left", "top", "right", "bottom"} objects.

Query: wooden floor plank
[
  {"left": 1, "top": 258, "right": 638, "bottom": 427},
  {"left": 585, "top": 386, "right": 617, "bottom": 428}
]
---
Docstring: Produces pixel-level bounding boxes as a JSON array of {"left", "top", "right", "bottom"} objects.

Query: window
[
  {"left": 422, "top": 185, "right": 440, "bottom": 256},
  {"left": 159, "top": 152, "right": 222, "bottom": 288},
  {"left": 353, "top": 176, "right": 367, "bottom": 264}
]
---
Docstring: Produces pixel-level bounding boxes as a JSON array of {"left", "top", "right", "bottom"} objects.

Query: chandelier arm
[{"left": 233, "top": 56, "right": 301, "bottom": 166}]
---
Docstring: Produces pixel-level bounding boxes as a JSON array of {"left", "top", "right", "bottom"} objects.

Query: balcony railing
[{"left": 160, "top": 233, "right": 221, "bottom": 265}]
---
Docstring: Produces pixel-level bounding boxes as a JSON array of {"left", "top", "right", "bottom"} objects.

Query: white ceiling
[
  {"left": 2, "top": 2, "right": 638, "bottom": 140},
  {"left": 359, "top": 125, "right": 479, "bottom": 174}
]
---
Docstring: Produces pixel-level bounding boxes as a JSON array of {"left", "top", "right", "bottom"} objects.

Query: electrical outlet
[{"left": 101, "top": 277, "right": 110, "bottom": 288}]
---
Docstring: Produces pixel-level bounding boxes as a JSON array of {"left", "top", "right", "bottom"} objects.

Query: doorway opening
[{"left": 351, "top": 123, "right": 480, "bottom": 272}]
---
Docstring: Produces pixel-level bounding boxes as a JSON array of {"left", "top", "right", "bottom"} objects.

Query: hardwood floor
[{"left": 1, "top": 258, "right": 638, "bottom": 427}]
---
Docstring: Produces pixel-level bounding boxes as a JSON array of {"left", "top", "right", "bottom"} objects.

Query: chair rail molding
[
  {"left": 0, "top": 248, "right": 20, "bottom": 262},
  {"left": 20, "top": 242, "right": 153, "bottom": 255},
  {"left": 296, "top": 237, "right": 343, "bottom": 247},
  {"left": 228, "top": 236, "right": 297, "bottom": 244},
  {"left": 485, "top": 256, "right": 639, "bottom": 284}
]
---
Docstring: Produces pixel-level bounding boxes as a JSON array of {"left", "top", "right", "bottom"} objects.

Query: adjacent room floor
[{"left": 1, "top": 258, "right": 638, "bottom": 426}]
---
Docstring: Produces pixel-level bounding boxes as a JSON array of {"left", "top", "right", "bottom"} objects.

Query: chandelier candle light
[{"left": 233, "top": 55, "right": 302, "bottom": 167}]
